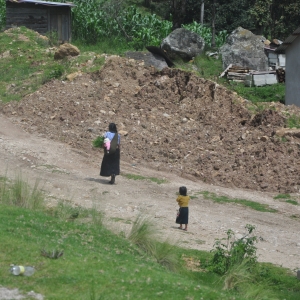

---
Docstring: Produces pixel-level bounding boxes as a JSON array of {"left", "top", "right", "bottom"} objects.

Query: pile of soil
[{"left": 1, "top": 56, "right": 299, "bottom": 193}]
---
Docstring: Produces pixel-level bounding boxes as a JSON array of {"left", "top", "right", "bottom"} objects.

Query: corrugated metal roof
[
  {"left": 276, "top": 27, "right": 300, "bottom": 53},
  {"left": 7, "top": 0, "right": 76, "bottom": 7}
]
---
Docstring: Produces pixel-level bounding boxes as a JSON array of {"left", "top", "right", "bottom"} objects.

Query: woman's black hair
[
  {"left": 179, "top": 186, "right": 187, "bottom": 196},
  {"left": 108, "top": 123, "right": 117, "bottom": 133}
]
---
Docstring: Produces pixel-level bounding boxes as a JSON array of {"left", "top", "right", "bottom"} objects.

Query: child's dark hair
[{"left": 179, "top": 186, "right": 187, "bottom": 196}]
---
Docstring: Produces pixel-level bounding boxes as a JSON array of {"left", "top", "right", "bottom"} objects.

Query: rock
[
  {"left": 112, "top": 82, "right": 120, "bottom": 88},
  {"left": 54, "top": 43, "right": 80, "bottom": 60},
  {"left": 119, "top": 130, "right": 128, "bottom": 136},
  {"left": 276, "top": 128, "right": 300, "bottom": 138},
  {"left": 260, "top": 136, "right": 269, "bottom": 142},
  {"left": 125, "top": 51, "right": 168, "bottom": 71},
  {"left": 66, "top": 71, "right": 82, "bottom": 81},
  {"left": 1, "top": 50, "right": 10, "bottom": 58},
  {"left": 220, "top": 27, "right": 268, "bottom": 71},
  {"left": 161, "top": 28, "right": 205, "bottom": 61},
  {"left": 260, "top": 183, "right": 269, "bottom": 189}
]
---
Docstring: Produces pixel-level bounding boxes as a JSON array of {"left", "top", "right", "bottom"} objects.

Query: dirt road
[{"left": 1, "top": 113, "right": 299, "bottom": 272}]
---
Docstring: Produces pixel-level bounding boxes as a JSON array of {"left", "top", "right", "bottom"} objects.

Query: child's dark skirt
[{"left": 176, "top": 207, "right": 189, "bottom": 224}]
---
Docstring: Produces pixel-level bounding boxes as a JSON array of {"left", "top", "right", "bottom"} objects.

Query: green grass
[
  {"left": 225, "top": 81, "right": 285, "bottom": 104},
  {"left": 1, "top": 175, "right": 300, "bottom": 299},
  {"left": 274, "top": 193, "right": 299, "bottom": 205},
  {"left": 194, "top": 54, "right": 224, "bottom": 80},
  {"left": 73, "top": 36, "right": 134, "bottom": 56},
  {"left": 287, "top": 114, "right": 300, "bottom": 129},
  {"left": 123, "top": 173, "right": 167, "bottom": 184},
  {"left": 0, "top": 27, "right": 106, "bottom": 103},
  {"left": 198, "top": 191, "right": 277, "bottom": 212}
]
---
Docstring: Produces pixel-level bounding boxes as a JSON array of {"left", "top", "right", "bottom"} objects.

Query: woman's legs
[{"left": 109, "top": 174, "right": 115, "bottom": 184}]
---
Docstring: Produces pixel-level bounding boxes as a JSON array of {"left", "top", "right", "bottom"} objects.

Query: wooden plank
[{"left": 219, "top": 64, "right": 232, "bottom": 78}]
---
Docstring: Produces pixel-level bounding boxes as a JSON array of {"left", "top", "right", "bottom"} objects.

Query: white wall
[{"left": 285, "top": 37, "right": 300, "bottom": 107}]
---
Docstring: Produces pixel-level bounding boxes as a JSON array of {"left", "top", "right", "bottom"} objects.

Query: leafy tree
[
  {"left": 0, "top": 0, "right": 5, "bottom": 30},
  {"left": 171, "top": 0, "right": 187, "bottom": 30}
]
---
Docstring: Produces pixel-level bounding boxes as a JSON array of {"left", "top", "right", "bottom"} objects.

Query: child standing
[{"left": 176, "top": 186, "right": 190, "bottom": 231}]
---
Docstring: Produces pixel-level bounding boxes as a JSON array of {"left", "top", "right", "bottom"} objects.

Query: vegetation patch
[
  {"left": 123, "top": 173, "right": 167, "bottom": 184},
  {"left": 199, "top": 191, "right": 277, "bottom": 212},
  {"left": 0, "top": 175, "right": 299, "bottom": 299},
  {"left": 274, "top": 193, "right": 299, "bottom": 205}
]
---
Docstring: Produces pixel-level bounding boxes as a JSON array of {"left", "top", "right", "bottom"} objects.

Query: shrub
[
  {"left": 0, "top": 174, "right": 44, "bottom": 209},
  {"left": 209, "top": 224, "right": 258, "bottom": 275},
  {"left": 183, "top": 21, "right": 228, "bottom": 48}
]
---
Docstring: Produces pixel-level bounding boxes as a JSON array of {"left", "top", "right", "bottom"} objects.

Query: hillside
[
  {"left": 1, "top": 54, "right": 299, "bottom": 193},
  {"left": 0, "top": 26, "right": 300, "bottom": 275}
]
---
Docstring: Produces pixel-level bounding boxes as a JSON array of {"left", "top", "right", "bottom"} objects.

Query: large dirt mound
[{"left": 1, "top": 56, "right": 299, "bottom": 193}]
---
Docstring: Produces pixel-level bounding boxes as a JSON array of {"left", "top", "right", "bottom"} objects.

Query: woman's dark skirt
[
  {"left": 176, "top": 207, "right": 189, "bottom": 224},
  {"left": 100, "top": 148, "right": 120, "bottom": 177}
]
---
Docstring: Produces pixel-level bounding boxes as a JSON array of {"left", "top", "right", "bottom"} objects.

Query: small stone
[
  {"left": 119, "top": 130, "right": 128, "bottom": 136},
  {"left": 260, "top": 136, "right": 269, "bottom": 142},
  {"left": 260, "top": 183, "right": 268, "bottom": 189},
  {"left": 112, "top": 82, "right": 120, "bottom": 88},
  {"left": 182, "top": 118, "right": 188, "bottom": 123}
]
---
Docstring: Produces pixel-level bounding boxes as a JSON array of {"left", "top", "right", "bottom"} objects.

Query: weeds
[
  {"left": 128, "top": 214, "right": 179, "bottom": 271},
  {"left": 287, "top": 114, "right": 300, "bottom": 128},
  {"left": 208, "top": 224, "right": 257, "bottom": 275},
  {"left": 0, "top": 174, "right": 44, "bottom": 209},
  {"left": 200, "top": 191, "right": 277, "bottom": 212},
  {"left": 128, "top": 214, "right": 156, "bottom": 253},
  {"left": 152, "top": 240, "right": 180, "bottom": 272},
  {"left": 40, "top": 248, "right": 64, "bottom": 259},
  {"left": 274, "top": 193, "right": 299, "bottom": 205},
  {"left": 123, "top": 173, "right": 167, "bottom": 184}
]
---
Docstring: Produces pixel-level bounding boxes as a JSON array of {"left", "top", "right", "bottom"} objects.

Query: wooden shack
[{"left": 6, "top": 0, "right": 75, "bottom": 42}]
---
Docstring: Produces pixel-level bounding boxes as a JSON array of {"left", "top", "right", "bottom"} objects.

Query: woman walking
[
  {"left": 100, "top": 123, "right": 120, "bottom": 184},
  {"left": 175, "top": 186, "right": 190, "bottom": 231}
]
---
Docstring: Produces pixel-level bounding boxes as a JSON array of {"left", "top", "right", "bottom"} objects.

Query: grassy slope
[
  {"left": 0, "top": 204, "right": 230, "bottom": 299},
  {"left": 1, "top": 203, "right": 300, "bottom": 300}
]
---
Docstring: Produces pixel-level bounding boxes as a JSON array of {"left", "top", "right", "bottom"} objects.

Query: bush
[
  {"left": 183, "top": 21, "right": 228, "bottom": 48},
  {"left": 209, "top": 224, "right": 258, "bottom": 275}
]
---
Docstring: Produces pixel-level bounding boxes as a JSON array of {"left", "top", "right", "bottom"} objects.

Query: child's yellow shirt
[{"left": 176, "top": 195, "right": 190, "bottom": 207}]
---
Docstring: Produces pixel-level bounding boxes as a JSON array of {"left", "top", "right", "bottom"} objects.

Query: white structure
[{"left": 277, "top": 27, "right": 300, "bottom": 107}]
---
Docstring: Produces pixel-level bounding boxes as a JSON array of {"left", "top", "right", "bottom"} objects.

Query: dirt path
[{"left": 0, "top": 113, "right": 299, "bottom": 272}]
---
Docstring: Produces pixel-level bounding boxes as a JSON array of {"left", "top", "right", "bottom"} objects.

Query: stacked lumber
[
  {"left": 220, "top": 64, "right": 251, "bottom": 82},
  {"left": 276, "top": 68, "right": 285, "bottom": 83}
]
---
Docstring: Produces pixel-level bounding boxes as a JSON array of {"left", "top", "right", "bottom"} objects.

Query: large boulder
[
  {"left": 161, "top": 28, "right": 205, "bottom": 61},
  {"left": 125, "top": 51, "right": 168, "bottom": 71},
  {"left": 54, "top": 43, "right": 80, "bottom": 60},
  {"left": 220, "top": 27, "right": 268, "bottom": 71}
]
